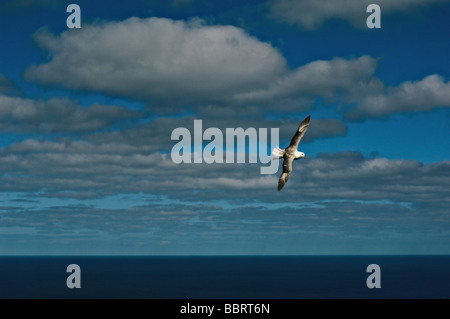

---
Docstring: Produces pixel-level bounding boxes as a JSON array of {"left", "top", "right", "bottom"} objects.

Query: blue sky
[{"left": 1, "top": 0, "right": 449, "bottom": 255}]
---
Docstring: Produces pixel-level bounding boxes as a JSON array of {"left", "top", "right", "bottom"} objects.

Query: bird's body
[{"left": 273, "top": 115, "right": 311, "bottom": 191}]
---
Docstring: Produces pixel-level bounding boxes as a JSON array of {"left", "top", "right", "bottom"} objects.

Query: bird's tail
[{"left": 272, "top": 146, "right": 285, "bottom": 158}]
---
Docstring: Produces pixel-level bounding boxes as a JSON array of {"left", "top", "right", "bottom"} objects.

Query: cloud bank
[
  {"left": 0, "top": 94, "right": 143, "bottom": 133},
  {"left": 24, "top": 17, "right": 450, "bottom": 120}
]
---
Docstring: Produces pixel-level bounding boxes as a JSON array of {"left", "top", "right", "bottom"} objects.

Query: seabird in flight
[{"left": 272, "top": 115, "right": 311, "bottom": 191}]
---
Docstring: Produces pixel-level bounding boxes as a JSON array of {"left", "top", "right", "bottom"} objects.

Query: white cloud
[
  {"left": 3, "top": 132, "right": 450, "bottom": 255},
  {"left": 25, "top": 17, "right": 287, "bottom": 106},
  {"left": 268, "top": 0, "right": 449, "bottom": 29},
  {"left": 346, "top": 74, "right": 450, "bottom": 120},
  {"left": 2, "top": 130, "right": 449, "bottom": 208},
  {"left": 23, "top": 16, "right": 450, "bottom": 120},
  {"left": 26, "top": 20, "right": 381, "bottom": 113},
  {"left": 232, "top": 55, "right": 382, "bottom": 106},
  {"left": 0, "top": 94, "right": 143, "bottom": 133}
]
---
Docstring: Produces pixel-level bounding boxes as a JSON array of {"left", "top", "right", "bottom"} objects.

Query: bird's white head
[{"left": 295, "top": 151, "right": 306, "bottom": 159}]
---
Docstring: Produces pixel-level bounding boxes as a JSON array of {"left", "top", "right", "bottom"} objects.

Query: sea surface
[{"left": 0, "top": 255, "right": 449, "bottom": 299}]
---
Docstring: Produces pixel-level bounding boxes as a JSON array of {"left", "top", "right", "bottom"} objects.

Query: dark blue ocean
[{"left": 1, "top": 255, "right": 449, "bottom": 299}]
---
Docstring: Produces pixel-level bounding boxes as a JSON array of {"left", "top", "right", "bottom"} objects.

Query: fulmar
[{"left": 272, "top": 115, "right": 311, "bottom": 191}]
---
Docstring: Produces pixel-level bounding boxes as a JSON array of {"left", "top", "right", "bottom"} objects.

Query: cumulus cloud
[
  {"left": 2, "top": 130, "right": 449, "bottom": 254},
  {"left": 281, "top": 152, "right": 450, "bottom": 213},
  {"left": 0, "top": 94, "right": 144, "bottom": 133},
  {"left": 345, "top": 74, "right": 450, "bottom": 120},
  {"left": 23, "top": 16, "right": 449, "bottom": 121},
  {"left": 232, "top": 55, "right": 382, "bottom": 106},
  {"left": 25, "top": 17, "right": 287, "bottom": 107},
  {"left": 268, "top": 0, "right": 449, "bottom": 29},
  {"left": 25, "top": 17, "right": 381, "bottom": 114},
  {"left": 87, "top": 115, "right": 347, "bottom": 161},
  {"left": 2, "top": 128, "right": 449, "bottom": 208},
  {"left": 230, "top": 55, "right": 450, "bottom": 119},
  {"left": 2, "top": 4, "right": 449, "bottom": 255}
]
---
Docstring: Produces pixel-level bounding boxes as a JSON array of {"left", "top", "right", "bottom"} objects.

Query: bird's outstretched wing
[
  {"left": 287, "top": 115, "right": 311, "bottom": 151},
  {"left": 278, "top": 156, "right": 293, "bottom": 191}
]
